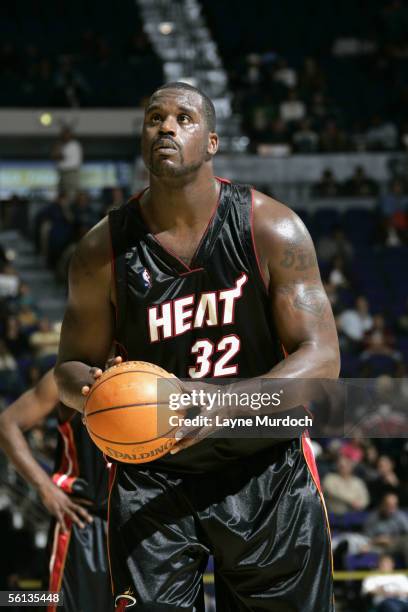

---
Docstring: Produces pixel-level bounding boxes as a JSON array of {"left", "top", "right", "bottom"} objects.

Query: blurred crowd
[
  {"left": 216, "top": 0, "right": 408, "bottom": 153},
  {"left": 0, "top": 20, "right": 162, "bottom": 107}
]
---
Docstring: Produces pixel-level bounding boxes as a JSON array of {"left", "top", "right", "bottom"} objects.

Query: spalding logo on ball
[{"left": 83, "top": 361, "right": 181, "bottom": 463}]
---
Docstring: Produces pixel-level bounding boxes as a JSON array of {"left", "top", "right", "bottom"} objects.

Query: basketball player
[
  {"left": 55, "top": 82, "right": 340, "bottom": 611},
  {"left": 0, "top": 368, "right": 114, "bottom": 612}
]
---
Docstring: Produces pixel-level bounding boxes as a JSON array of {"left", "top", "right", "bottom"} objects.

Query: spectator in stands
[
  {"left": 16, "top": 304, "right": 39, "bottom": 336},
  {"left": 380, "top": 180, "right": 408, "bottom": 217},
  {"left": 362, "top": 554, "right": 408, "bottom": 612},
  {"left": 51, "top": 127, "right": 83, "bottom": 203},
  {"left": 4, "top": 316, "right": 30, "bottom": 359},
  {"left": 358, "top": 444, "right": 381, "bottom": 483},
  {"left": 397, "top": 298, "right": 408, "bottom": 335},
  {"left": 259, "top": 118, "right": 291, "bottom": 148},
  {"left": 364, "top": 314, "right": 396, "bottom": 354},
  {"left": 360, "top": 314, "right": 404, "bottom": 376},
  {"left": 340, "top": 437, "right": 365, "bottom": 464},
  {"left": 364, "top": 493, "right": 408, "bottom": 566},
  {"left": 53, "top": 56, "right": 90, "bottom": 108},
  {"left": 298, "top": 57, "right": 325, "bottom": 100},
  {"left": 369, "top": 456, "right": 401, "bottom": 506},
  {"left": 328, "top": 255, "right": 350, "bottom": 289},
  {"left": 273, "top": 58, "right": 297, "bottom": 89},
  {"left": 350, "top": 120, "right": 368, "bottom": 152},
  {"left": 309, "top": 91, "right": 330, "bottom": 128},
  {"left": 29, "top": 317, "right": 59, "bottom": 364},
  {"left": 292, "top": 118, "right": 319, "bottom": 153},
  {"left": 342, "top": 165, "right": 379, "bottom": 197},
  {"left": 102, "top": 187, "right": 126, "bottom": 216},
  {"left": 317, "top": 225, "right": 354, "bottom": 263},
  {"left": 279, "top": 89, "right": 306, "bottom": 124},
  {"left": 319, "top": 119, "right": 349, "bottom": 152},
  {"left": 0, "top": 340, "right": 23, "bottom": 398},
  {"left": 402, "top": 121, "right": 408, "bottom": 151},
  {"left": 323, "top": 456, "right": 370, "bottom": 515},
  {"left": 312, "top": 168, "right": 342, "bottom": 198},
  {"left": 72, "top": 191, "right": 99, "bottom": 236},
  {"left": 365, "top": 115, "right": 399, "bottom": 151},
  {"left": 0, "top": 264, "right": 19, "bottom": 299},
  {"left": 338, "top": 296, "right": 373, "bottom": 348}
]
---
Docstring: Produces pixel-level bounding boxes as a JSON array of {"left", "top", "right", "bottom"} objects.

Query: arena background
[{"left": 0, "top": 1, "right": 408, "bottom": 610}]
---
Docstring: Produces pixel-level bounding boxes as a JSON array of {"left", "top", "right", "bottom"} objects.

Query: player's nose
[{"left": 159, "top": 115, "right": 177, "bottom": 136}]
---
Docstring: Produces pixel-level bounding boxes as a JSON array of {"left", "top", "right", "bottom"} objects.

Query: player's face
[{"left": 142, "top": 90, "right": 217, "bottom": 179}]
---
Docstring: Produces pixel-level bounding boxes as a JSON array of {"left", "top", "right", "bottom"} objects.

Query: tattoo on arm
[
  {"left": 280, "top": 249, "right": 317, "bottom": 271},
  {"left": 294, "top": 288, "right": 326, "bottom": 317}
]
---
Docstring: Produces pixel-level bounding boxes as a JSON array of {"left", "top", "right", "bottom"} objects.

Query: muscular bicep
[
  {"left": 270, "top": 219, "right": 338, "bottom": 354},
  {"left": 253, "top": 191, "right": 338, "bottom": 355},
  {"left": 57, "top": 228, "right": 115, "bottom": 369}
]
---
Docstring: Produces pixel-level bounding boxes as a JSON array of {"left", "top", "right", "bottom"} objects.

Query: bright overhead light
[
  {"left": 39, "top": 112, "right": 53, "bottom": 127},
  {"left": 159, "top": 22, "right": 173, "bottom": 35}
]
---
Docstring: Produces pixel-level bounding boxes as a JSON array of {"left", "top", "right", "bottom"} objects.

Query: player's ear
[{"left": 207, "top": 132, "right": 218, "bottom": 157}]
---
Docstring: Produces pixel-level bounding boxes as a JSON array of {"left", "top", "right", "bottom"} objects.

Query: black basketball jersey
[
  {"left": 52, "top": 405, "right": 109, "bottom": 512},
  {"left": 109, "top": 178, "right": 286, "bottom": 472}
]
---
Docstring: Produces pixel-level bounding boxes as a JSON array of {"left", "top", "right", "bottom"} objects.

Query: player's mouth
[{"left": 153, "top": 140, "right": 179, "bottom": 154}]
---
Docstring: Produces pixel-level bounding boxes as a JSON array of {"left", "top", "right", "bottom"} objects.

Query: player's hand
[
  {"left": 169, "top": 380, "right": 227, "bottom": 455},
  {"left": 39, "top": 481, "right": 93, "bottom": 532},
  {"left": 81, "top": 356, "right": 123, "bottom": 397}
]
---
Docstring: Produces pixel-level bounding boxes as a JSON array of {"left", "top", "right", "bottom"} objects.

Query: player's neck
[{"left": 145, "top": 169, "right": 219, "bottom": 230}]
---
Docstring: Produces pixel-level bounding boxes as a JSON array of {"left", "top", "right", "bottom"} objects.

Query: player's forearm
[
  {"left": 267, "top": 342, "right": 340, "bottom": 379},
  {"left": 54, "top": 361, "right": 95, "bottom": 413},
  {"left": 222, "top": 343, "right": 339, "bottom": 419},
  {"left": 0, "top": 420, "right": 51, "bottom": 492}
]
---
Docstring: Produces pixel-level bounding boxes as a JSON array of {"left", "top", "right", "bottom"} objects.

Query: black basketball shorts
[
  {"left": 108, "top": 436, "right": 334, "bottom": 611},
  {"left": 47, "top": 514, "right": 113, "bottom": 612}
]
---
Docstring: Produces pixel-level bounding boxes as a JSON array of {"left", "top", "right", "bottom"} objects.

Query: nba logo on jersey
[{"left": 141, "top": 268, "right": 152, "bottom": 289}]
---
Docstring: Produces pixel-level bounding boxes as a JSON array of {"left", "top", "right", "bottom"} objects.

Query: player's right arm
[
  {"left": 54, "top": 217, "right": 115, "bottom": 413},
  {"left": 0, "top": 370, "right": 92, "bottom": 530}
]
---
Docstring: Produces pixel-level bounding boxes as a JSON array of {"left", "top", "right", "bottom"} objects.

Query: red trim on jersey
[
  {"left": 47, "top": 520, "right": 72, "bottom": 612},
  {"left": 301, "top": 431, "right": 321, "bottom": 492},
  {"left": 178, "top": 267, "right": 204, "bottom": 276},
  {"left": 53, "top": 422, "right": 79, "bottom": 493},
  {"left": 250, "top": 188, "right": 269, "bottom": 291},
  {"left": 115, "top": 599, "right": 128, "bottom": 612},
  {"left": 301, "top": 432, "right": 334, "bottom": 574},
  {"left": 107, "top": 463, "right": 118, "bottom": 594}
]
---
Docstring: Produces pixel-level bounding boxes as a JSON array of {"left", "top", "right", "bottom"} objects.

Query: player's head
[{"left": 142, "top": 82, "right": 218, "bottom": 180}]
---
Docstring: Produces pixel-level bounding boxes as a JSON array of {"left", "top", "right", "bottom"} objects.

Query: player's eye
[
  {"left": 150, "top": 113, "right": 161, "bottom": 123},
  {"left": 178, "top": 114, "right": 191, "bottom": 123}
]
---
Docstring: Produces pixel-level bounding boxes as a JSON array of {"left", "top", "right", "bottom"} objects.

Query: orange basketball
[{"left": 84, "top": 361, "right": 181, "bottom": 464}]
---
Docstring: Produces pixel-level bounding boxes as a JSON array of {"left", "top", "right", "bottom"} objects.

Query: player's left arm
[{"left": 253, "top": 190, "right": 340, "bottom": 379}]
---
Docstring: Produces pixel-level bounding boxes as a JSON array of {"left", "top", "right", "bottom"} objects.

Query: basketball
[{"left": 84, "top": 361, "right": 181, "bottom": 464}]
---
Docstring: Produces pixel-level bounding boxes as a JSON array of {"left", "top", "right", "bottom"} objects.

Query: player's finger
[
  {"left": 106, "top": 356, "right": 123, "bottom": 368},
  {"left": 81, "top": 385, "right": 90, "bottom": 396},
  {"left": 70, "top": 502, "right": 93, "bottom": 523},
  {"left": 56, "top": 511, "right": 67, "bottom": 532},
  {"left": 89, "top": 367, "right": 103, "bottom": 380},
  {"left": 65, "top": 506, "right": 86, "bottom": 529}
]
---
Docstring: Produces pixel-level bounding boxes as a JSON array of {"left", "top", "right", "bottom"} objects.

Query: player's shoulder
[
  {"left": 251, "top": 189, "right": 310, "bottom": 248},
  {"left": 71, "top": 216, "right": 111, "bottom": 276}
]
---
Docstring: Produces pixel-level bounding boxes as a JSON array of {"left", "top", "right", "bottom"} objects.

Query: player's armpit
[{"left": 252, "top": 191, "right": 340, "bottom": 378}]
